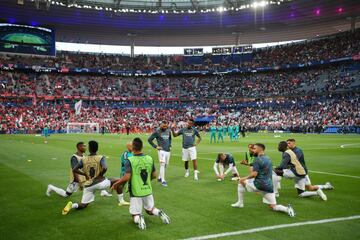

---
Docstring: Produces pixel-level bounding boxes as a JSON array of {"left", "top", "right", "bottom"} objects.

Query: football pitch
[{"left": 0, "top": 133, "right": 360, "bottom": 240}]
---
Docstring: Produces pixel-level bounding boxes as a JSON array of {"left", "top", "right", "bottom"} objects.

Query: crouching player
[
  {"left": 274, "top": 141, "right": 327, "bottom": 201},
  {"left": 46, "top": 142, "right": 111, "bottom": 198},
  {"left": 112, "top": 138, "right": 170, "bottom": 230},
  {"left": 213, "top": 153, "right": 239, "bottom": 181},
  {"left": 231, "top": 143, "right": 295, "bottom": 217},
  {"left": 62, "top": 140, "right": 119, "bottom": 215}
]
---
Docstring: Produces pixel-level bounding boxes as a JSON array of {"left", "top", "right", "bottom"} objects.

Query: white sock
[
  {"left": 50, "top": 185, "right": 68, "bottom": 197},
  {"left": 152, "top": 208, "right": 160, "bottom": 216},
  {"left": 316, "top": 184, "right": 330, "bottom": 190},
  {"left": 160, "top": 163, "right": 166, "bottom": 182},
  {"left": 194, "top": 170, "right": 199, "bottom": 178},
  {"left": 272, "top": 175, "right": 279, "bottom": 195},
  {"left": 299, "top": 191, "right": 318, "bottom": 198},
  {"left": 118, "top": 193, "right": 124, "bottom": 202},
  {"left": 237, "top": 184, "right": 245, "bottom": 204},
  {"left": 133, "top": 215, "right": 140, "bottom": 224},
  {"left": 273, "top": 204, "right": 288, "bottom": 213},
  {"left": 72, "top": 203, "right": 79, "bottom": 209}
]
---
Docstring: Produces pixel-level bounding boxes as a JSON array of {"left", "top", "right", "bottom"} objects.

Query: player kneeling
[
  {"left": 213, "top": 153, "right": 239, "bottom": 181},
  {"left": 62, "top": 141, "right": 116, "bottom": 215},
  {"left": 231, "top": 143, "right": 295, "bottom": 217},
  {"left": 112, "top": 138, "right": 170, "bottom": 230}
]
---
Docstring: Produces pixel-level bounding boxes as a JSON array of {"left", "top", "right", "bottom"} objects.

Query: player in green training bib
[
  {"left": 217, "top": 124, "right": 224, "bottom": 143},
  {"left": 210, "top": 123, "right": 217, "bottom": 143},
  {"left": 112, "top": 138, "right": 170, "bottom": 230}
]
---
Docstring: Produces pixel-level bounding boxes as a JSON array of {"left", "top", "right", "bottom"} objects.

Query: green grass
[{"left": 0, "top": 133, "right": 359, "bottom": 240}]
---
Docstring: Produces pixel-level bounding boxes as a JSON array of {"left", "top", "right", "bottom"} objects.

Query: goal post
[{"left": 66, "top": 122, "right": 100, "bottom": 134}]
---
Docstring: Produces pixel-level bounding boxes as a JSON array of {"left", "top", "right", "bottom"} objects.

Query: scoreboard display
[{"left": 0, "top": 23, "right": 55, "bottom": 56}]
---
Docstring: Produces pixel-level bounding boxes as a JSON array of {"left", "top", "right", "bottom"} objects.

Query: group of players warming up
[{"left": 46, "top": 119, "right": 333, "bottom": 230}]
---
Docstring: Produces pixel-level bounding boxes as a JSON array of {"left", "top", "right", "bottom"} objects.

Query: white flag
[{"left": 74, "top": 100, "right": 82, "bottom": 115}]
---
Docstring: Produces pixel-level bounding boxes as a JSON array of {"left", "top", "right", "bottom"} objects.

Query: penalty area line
[{"left": 182, "top": 215, "right": 360, "bottom": 240}]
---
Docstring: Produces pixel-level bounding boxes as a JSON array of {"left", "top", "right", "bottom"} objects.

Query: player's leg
[
  {"left": 305, "top": 175, "right": 334, "bottom": 190},
  {"left": 272, "top": 172, "right": 281, "bottom": 197},
  {"left": 161, "top": 151, "right": 170, "bottom": 186},
  {"left": 130, "top": 197, "right": 146, "bottom": 230},
  {"left": 46, "top": 184, "right": 70, "bottom": 197},
  {"left": 62, "top": 186, "right": 93, "bottom": 215},
  {"left": 231, "top": 179, "right": 246, "bottom": 207},
  {"left": 231, "top": 166, "right": 240, "bottom": 179},
  {"left": 182, "top": 148, "right": 190, "bottom": 177},
  {"left": 144, "top": 195, "right": 170, "bottom": 224},
  {"left": 296, "top": 176, "right": 327, "bottom": 201},
  {"left": 190, "top": 147, "right": 199, "bottom": 180}
]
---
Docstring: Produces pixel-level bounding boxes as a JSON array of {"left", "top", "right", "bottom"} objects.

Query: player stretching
[
  {"left": 287, "top": 139, "right": 333, "bottom": 191},
  {"left": 240, "top": 144, "right": 255, "bottom": 167},
  {"left": 274, "top": 141, "right": 327, "bottom": 200},
  {"left": 112, "top": 138, "right": 170, "bottom": 230},
  {"left": 210, "top": 123, "right": 217, "bottom": 143},
  {"left": 231, "top": 143, "right": 295, "bottom": 217},
  {"left": 46, "top": 142, "right": 110, "bottom": 198},
  {"left": 148, "top": 121, "right": 172, "bottom": 187},
  {"left": 217, "top": 124, "right": 224, "bottom": 143},
  {"left": 228, "top": 123, "right": 234, "bottom": 142},
  {"left": 118, "top": 142, "right": 133, "bottom": 206},
  {"left": 213, "top": 153, "right": 239, "bottom": 181},
  {"left": 62, "top": 140, "right": 115, "bottom": 214},
  {"left": 172, "top": 119, "right": 201, "bottom": 180}
]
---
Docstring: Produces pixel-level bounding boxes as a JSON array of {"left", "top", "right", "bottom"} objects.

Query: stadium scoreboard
[
  {"left": 0, "top": 23, "right": 55, "bottom": 56},
  {"left": 213, "top": 45, "right": 253, "bottom": 55}
]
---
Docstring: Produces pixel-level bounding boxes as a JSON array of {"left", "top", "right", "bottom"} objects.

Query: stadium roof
[{"left": 0, "top": 0, "right": 359, "bottom": 46}]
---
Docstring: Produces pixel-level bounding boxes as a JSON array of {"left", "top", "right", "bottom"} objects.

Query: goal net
[{"left": 66, "top": 122, "right": 100, "bottom": 134}]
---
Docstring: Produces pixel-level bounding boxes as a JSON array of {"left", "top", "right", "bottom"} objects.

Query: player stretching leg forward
[
  {"left": 209, "top": 123, "right": 217, "bottom": 143},
  {"left": 117, "top": 142, "right": 133, "bottom": 206},
  {"left": 274, "top": 141, "right": 327, "bottom": 200},
  {"left": 112, "top": 138, "right": 170, "bottom": 230},
  {"left": 148, "top": 121, "right": 172, "bottom": 187},
  {"left": 172, "top": 119, "right": 201, "bottom": 180},
  {"left": 213, "top": 153, "right": 239, "bottom": 181},
  {"left": 46, "top": 142, "right": 110, "bottom": 198},
  {"left": 62, "top": 141, "right": 114, "bottom": 215},
  {"left": 231, "top": 143, "right": 295, "bottom": 217},
  {"left": 287, "top": 139, "right": 333, "bottom": 191}
]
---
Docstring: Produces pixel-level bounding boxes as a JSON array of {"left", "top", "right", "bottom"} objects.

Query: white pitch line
[
  {"left": 172, "top": 154, "right": 360, "bottom": 179},
  {"left": 309, "top": 170, "right": 360, "bottom": 179},
  {"left": 340, "top": 143, "right": 360, "bottom": 149},
  {"left": 182, "top": 215, "right": 360, "bottom": 240}
]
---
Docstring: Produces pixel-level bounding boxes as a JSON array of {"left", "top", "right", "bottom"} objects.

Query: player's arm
[
  {"left": 213, "top": 162, "right": 220, "bottom": 177},
  {"left": 72, "top": 160, "right": 88, "bottom": 179},
  {"left": 70, "top": 156, "right": 80, "bottom": 182},
  {"left": 147, "top": 132, "right": 160, "bottom": 149},
  {"left": 278, "top": 153, "right": 290, "bottom": 170},
  {"left": 240, "top": 159, "right": 259, "bottom": 181},
  {"left": 195, "top": 129, "right": 201, "bottom": 145},
  {"left": 151, "top": 163, "right": 157, "bottom": 180},
  {"left": 171, "top": 125, "right": 181, "bottom": 137},
  {"left": 98, "top": 157, "right": 107, "bottom": 177},
  {"left": 112, "top": 160, "right": 131, "bottom": 189},
  {"left": 240, "top": 153, "right": 249, "bottom": 165}
]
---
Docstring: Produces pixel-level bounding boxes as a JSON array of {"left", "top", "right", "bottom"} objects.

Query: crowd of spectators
[
  {"left": 0, "top": 29, "right": 359, "bottom": 71},
  {"left": 1, "top": 93, "right": 359, "bottom": 134},
  {"left": 1, "top": 63, "right": 359, "bottom": 99}
]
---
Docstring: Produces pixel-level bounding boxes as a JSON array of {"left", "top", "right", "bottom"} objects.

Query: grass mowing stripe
[{"left": 182, "top": 215, "right": 360, "bottom": 240}]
